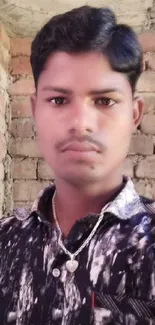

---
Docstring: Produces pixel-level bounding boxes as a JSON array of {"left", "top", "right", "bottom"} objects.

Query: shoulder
[
  {"left": 139, "top": 196, "right": 155, "bottom": 239},
  {"left": 0, "top": 207, "right": 32, "bottom": 239},
  {"left": 140, "top": 196, "right": 155, "bottom": 214}
]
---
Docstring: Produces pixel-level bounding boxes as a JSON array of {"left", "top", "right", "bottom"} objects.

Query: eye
[
  {"left": 47, "top": 97, "right": 67, "bottom": 105},
  {"left": 95, "top": 97, "right": 116, "bottom": 107}
]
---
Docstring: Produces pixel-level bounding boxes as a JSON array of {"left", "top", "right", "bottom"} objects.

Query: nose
[{"left": 68, "top": 101, "right": 97, "bottom": 135}]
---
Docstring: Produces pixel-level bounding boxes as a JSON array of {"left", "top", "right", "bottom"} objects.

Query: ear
[
  {"left": 30, "top": 93, "right": 37, "bottom": 118},
  {"left": 132, "top": 96, "right": 144, "bottom": 131}
]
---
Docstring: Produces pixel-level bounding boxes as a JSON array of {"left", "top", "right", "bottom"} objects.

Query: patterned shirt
[{"left": 0, "top": 177, "right": 155, "bottom": 325}]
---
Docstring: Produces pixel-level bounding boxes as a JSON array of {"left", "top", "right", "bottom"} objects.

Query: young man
[{"left": 0, "top": 5, "right": 155, "bottom": 325}]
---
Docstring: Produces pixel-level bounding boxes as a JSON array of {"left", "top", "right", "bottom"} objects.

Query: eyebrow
[
  {"left": 88, "top": 88, "right": 123, "bottom": 95},
  {"left": 41, "top": 86, "right": 72, "bottom": 94},
  {"left": 41, "top": 86, "right": 123, "bottom": 95}
]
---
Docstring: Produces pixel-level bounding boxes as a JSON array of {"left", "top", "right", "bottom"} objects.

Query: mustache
[{"left": 55, "top": 135, "right": 105, "bottom": 152}]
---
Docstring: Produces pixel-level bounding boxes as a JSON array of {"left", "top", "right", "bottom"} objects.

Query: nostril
[{"left": 69, "top": 127, "right": 92, "bottom": 135}]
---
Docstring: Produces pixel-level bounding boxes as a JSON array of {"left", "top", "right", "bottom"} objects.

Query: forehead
[{"left": 38, "top": 51, "right": 131, "bottom": 93}]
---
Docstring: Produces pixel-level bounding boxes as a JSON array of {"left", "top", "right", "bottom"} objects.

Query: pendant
[{"left": 66, "top": 259, "right": 79, "bottom": 273}]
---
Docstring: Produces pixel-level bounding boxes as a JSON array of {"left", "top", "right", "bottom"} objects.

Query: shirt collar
[
  {"left": 105, "top": 177, "right": 145, "bottom": 219},
  {"left": 30, "top": 177, "right": 145, "bottom": 221}
]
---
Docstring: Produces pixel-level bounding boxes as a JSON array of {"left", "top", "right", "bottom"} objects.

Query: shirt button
[{"left": 52, "top": 268, "right": 60, "bottom": 278}]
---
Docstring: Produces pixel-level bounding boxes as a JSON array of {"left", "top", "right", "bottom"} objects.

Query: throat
[
  {"left": 53, "top": 214, "right": 83, "bottom": 238},
  {"left": 51, "top": 177, "right": 125, "bottom": 237}
]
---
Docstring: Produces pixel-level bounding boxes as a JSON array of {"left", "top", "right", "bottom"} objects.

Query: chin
[{"left": 61, "top": 169, "right": 101, "bottom": 187}]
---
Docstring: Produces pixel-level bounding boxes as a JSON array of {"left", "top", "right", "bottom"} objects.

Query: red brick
[
  {"left": 137, "top": 72, "right": 155, "bottom": 92},
  {"left": 150, "top": 7, "right": 155, "bottom": 19},
  {"left": 9, "top": 79, "right": 35, "bottom": 96},
  {"left": 11, "top": 97, "right": 32, "bottom": 117},
  {"left": 133, "top": 179, "right": 153, "bottom": 197},
  {"left": 9, "top": 139, "right": 41, "bottom": 158},
  {"left": 135, "top": 156, "right": 155, "bottom": 179},
  {"left": 11, "top": 56, "right": 32, "bottom": 75},
  {"left": 153, "top": 184, "right": 155, "bottom": 200},
  {"left": 142, "top": 55, "right": 146, "bottom": 71},
  {"left": 138, "top": 32, "right": 155, "bottom": 52},
  {"left": 13, "top": 201, "right": 33, "bottom": 209},
  {"left": 0, "top": 25, "right": 10, "bottom": 51},
  {"left": 12, "top": 158, "right": 37, "bottom": 179},
  {"left": 38, "top": 160, "right": 54, "bottom": 180},
  {"left": 146, "top": 53, "right": 155, "bottom": 71},
  {"left": 119, "top": 12, "right": 146, "bottom": 27},
  {"left": 0, "top": 133, "right": 6, "bottom": 161},
  {"left": 13, "top": 180, "right": 49, "bottom": 201},
  {"left": 10, "top": 38, "right": 32, "bottom": 57},
  {"left": 129, "top": 135, "right": 154, "bottom": 155},
  {"left": 122, "top": 158, "right": 134, "bottom": 178},
  {"left": 142, "top": 94, "right": 155, "bottom": 113},
  {"left": 0, "top": 181, "right": 4, "bottom": 213},
  {"left": 140, "top": 115, "right": 155, "bottom": 135},
  {"left": 10, "top": 118, "right": 35, "bottom": 138}
]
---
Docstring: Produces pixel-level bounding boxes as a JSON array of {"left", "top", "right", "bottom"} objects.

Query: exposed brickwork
[
  {"left": 140, "top": 115, "right": 155, "bottom": 134},
  {"left": 129, "top": 135, "right": 154, "bottom": 155},
  {"left": 146, "top": 53, "right": 155, "bottom": 71},
  {"left": 12, "top": 158, "right": 37, "bottom": 180},
  {"left": 38, "top": 160, "right": 55, "bottom": 180},
  {"left": 10, "top": 118, "right": 35, "bottom": 138},
  {"left": 123, "top": 158, "right": 134, "bottom": 178},
  {"left": 9, "top": 139, "right": 41, "bottom": 158},
  {"left": 11, "top": 56, "right": 32, "bottom": 75},
  {"left": 13, "top": 201, "right": 34, "bottom": 209},
  {"left": 13, "top": 180, "right": 49, "bottom": 201},
  {"left": 9, "top": 79, "right": 35, "bottom": 96},
  {"left": 0, "top": 26, "right": 10, "bottom": 215},
  {"left": 0, "top": 183, "right": 4, "bottom": 214},
  {"left": 10, "top": 38, "right": 32, "bottom": 57},
  {"left": 138, "top": 32, "right": 155, "bottom": 52},
  {"left": 12, "top": 97, "right": 32, "bottom": 118},
  {"left": 133, "top": 179, "right": 154, "bottom": 197},
  {"left": 135, "top": 156, "right": 155, "bottom": 179},
  {"left": 137, "top": 71, "right": 155, "bottom": 92},
  {"left": 142, "top": 94, "right": 155, "bottom": 113}
]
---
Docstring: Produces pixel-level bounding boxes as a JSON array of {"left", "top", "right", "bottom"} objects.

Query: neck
[{"left": 51, "top": 172, "right": 124, "bottom": 236}]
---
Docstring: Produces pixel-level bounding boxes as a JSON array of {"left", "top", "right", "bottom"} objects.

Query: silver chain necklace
[{"left": 52, "top": 191, "right": 107, "bottom": 273}]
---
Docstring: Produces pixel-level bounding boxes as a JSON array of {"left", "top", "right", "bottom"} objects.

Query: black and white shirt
[{"left": 0, "top": 177, "right": 155, "bottom": 325}]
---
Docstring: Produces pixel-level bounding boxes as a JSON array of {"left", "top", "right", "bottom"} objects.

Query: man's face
[{"left": 31, "top": 52, "right": 143, "bottom": 186}]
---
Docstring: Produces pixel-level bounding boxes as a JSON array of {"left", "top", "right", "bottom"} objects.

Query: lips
[{"left": 61, "top": 141, "right": 99, "bottom": 153}]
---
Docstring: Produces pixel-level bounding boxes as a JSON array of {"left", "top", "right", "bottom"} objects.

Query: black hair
[{"left": 30, "top": 6, "right": 142, "bottom": 92}]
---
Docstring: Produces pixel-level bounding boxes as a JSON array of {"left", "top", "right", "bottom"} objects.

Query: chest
[
  {"left": 0, "top": 219, "right": 154, "bottom": 325},
  {"left": 1, "top": 236, "right": 154, "bottom": 325}
]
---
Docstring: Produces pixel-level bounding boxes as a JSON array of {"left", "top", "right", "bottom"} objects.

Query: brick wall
[
  {"left": 0, "top": 28, "right": 155, "bottom": 213},
  {"left": 0, "top": 26, "right": 10, "bottom": 215},
  {"left": 133, "top": 32, "right": 155, "bottom": 197},
  {"left": 8, "top": 38, "right": 49, "bottom": 210}
]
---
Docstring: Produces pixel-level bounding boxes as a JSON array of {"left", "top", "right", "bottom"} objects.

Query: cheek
[
  {"left": 106, "top": 115, "right": 133, "bottom": 146},
  {"left": 34, "top": 111, "right": 54, "bottom": 138},
  {"left": 113, "top": 111, "right": 133, "bottom": 131}
]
